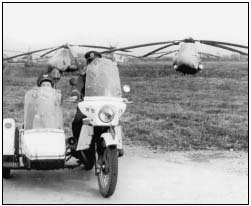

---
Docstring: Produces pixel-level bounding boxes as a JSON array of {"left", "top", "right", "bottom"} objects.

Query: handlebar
[
  {"left": 123, "top": 98, "right": 133, "bottom": 104},
  {"left": 63, "top": 97, "right": 82, "bottom": 103}
]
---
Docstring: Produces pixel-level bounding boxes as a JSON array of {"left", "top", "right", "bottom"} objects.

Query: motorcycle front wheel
[{"left": 98, "top": 146, "right": 118, "bottom": 198}]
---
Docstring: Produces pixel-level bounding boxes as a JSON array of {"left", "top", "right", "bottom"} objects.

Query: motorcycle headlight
[{"left": 98, "top": 106, "right": 115, "bottom": 123}]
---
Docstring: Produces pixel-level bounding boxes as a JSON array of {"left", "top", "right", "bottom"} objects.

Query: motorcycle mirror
[{"left": 123, "top": 84, "right": 131, "bottom": 93}]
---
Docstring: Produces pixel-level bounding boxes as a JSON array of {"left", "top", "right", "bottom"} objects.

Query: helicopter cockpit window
[
  {"left": 24, "top": 87, "right": 63, "bottom": 130},
  {"left": 85, "top": 58, "right": 122, "bottom": 97}
]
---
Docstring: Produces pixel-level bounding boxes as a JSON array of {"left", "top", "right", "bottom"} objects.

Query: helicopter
[
  {"left": 100, "top": 37, "right": 248, "bottom": 74},
  {"left": 3, "top": 44, "right": 121, "bottom": 83},
  {"left": 3, "top": 44, "right": 131, "bottom": 80}
]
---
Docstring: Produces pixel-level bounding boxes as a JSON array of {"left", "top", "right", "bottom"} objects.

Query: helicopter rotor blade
[
  {"left": 70, "top": 44, "right": 132, "bottom": 52},
  {"left": 40, "top": 45, "right": 65, "bottom": 57},
  {"left": 199, "top": 52, "right": 220, "bottom": 58},
  {"left": 107, "top": 43, "right": 132, "bottom": 52},
  {"left": 201, "top": 42, "right": 248, "bottom": 56},
  {"left": 116, "top": 49, "right": 131, "bottom": 52},
  {"left": 3, "top": 47, "right": 56, "bottom": 61},
  {"left": 198, "top": 40, "right": 248, "bottom": 49},
  {"left": 71, "top": 44, "right": 112, "bottom": 50},
  {"left": 156, "top": 50, "right": 179, "bottom": 58},
  {"left": 114, "top": 52, "right": 142, "bottom": 59},
  {"left": 100, "top": 40, "right": 181, "bottom": 54},
  {"left": 142, "top": 42, "right": 180, "bottom": 57},
  {"left": 148, "top": 51, "right": 176, "bottom": 55}
]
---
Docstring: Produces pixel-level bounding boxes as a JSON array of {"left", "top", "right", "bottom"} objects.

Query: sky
[{"left": 3, "top": 3, "right": 248, "bottom": 56}]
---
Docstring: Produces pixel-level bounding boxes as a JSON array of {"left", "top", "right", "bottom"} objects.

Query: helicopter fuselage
[{"left": 173, "top": 43, "right": 203, "bottom": 74}]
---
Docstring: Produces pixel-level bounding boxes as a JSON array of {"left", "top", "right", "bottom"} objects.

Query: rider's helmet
[
  {"left": 85, "top": 51, "right": 102, "bottom": 65},
  {"left": 37, "top": 73, "right": 54, "bottom": 87}
]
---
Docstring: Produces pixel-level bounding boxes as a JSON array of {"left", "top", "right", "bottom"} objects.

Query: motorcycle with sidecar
[{"left": 3, "top": 57, "right": 130, "bottom": 198}]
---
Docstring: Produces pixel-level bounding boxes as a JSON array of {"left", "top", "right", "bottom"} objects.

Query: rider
[
  {"left": 71, "top": 51, "right": 124, "bottom": 157},
  {"left": 37, "top": 73, "right": 54, "bottom": 88},
  {"left": 71, "top": 51, "right": 102, "bottom": 139}
]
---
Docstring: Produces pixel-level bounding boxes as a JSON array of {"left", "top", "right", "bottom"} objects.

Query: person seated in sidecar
[
  {"left": 37, "top": 73, "right": 54, "bottom": 88},
  {"left": 24, "top": 73, "right": 63, "bottom": 131},
  {"left": 70, "top": 51, "right": 102, "bottom": 139}
]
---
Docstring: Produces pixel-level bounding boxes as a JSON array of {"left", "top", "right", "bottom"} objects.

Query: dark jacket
[{"left": 71, "top": 74, "right": 86, "bottom": 99}]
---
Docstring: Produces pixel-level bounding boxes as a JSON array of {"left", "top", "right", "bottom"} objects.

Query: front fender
[{"left": 100, "top": 133, "right": 118, "bottom": 147}]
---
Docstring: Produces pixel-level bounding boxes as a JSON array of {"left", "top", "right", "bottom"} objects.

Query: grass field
[{"left": 3, "top": 60, "right": 248, "bottom": 151}]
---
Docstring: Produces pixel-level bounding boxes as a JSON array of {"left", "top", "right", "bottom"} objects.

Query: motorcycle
[
  {"left": 3, "top": 57, "right": 130, "bottom": 198},
  {"left": 68, "top": 57, "right": 130, "bottom": 197}
]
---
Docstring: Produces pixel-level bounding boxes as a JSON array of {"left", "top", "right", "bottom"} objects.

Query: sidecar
[{"left": 3, "top": 87, "right": 66, "bottom": 178}]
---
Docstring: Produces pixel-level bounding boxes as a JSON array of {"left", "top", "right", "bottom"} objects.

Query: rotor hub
[{"left": 183, "top": 37, "right": 195, "bottom": 43}]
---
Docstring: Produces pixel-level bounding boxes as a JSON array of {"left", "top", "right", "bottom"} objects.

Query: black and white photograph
[{"left": 2, "top": 2, "right": 248, "bottom": 204}]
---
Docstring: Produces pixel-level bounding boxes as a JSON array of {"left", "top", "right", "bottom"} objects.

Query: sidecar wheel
[
  {"left": 3, "top": 168, "right": 11, "bottom": 179},
  {"left": 98, "top": 146, "right": 118, "bottom": 198}
]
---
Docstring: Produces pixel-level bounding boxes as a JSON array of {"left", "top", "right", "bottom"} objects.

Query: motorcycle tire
[{"left": 98, "top": 146, "right": 118, "bottom": 198}]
